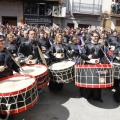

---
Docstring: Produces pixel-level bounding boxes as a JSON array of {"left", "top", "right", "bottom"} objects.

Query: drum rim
[
  {"left": 49, "top": 60, "right": 75, "bottom": 70},
  {"left": 75, "top": 64, "right": 112, "bottom": 68},
  {"left": 21, "top": 64, "right": 48, "bottom": 78},
  {"left": 0, "top": 74, "right": 36, "bottom": 96}
]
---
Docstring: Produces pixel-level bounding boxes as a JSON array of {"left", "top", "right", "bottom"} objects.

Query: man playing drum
[
  {"left": 0, "top": 35, "right": 20, "bottom": 119},
  {"left": 18, "top": 29, "right": 42, "bottom": 65},
  {"left": 80, "top": 31, "right": 104, "bottom": 102}
]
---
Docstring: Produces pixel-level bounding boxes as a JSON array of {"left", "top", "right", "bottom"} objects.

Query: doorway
[
  {"left": 78, "top": 24, "right": 90, "bottom": 28},
  {"left": 2, "top": 16, "right": 17, "bottom": 26}
]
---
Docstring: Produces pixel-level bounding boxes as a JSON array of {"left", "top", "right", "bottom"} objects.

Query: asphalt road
[{"left": 14, "top": 81, "right": 120, "bottom": 120}]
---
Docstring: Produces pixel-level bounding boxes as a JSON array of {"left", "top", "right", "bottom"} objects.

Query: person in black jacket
[
  {"left": 68, "top": 36, "right": 81, "bottom": 64},
  {"left": 18, "top": 29, "right": 42, "bottom": 64},
  {"left": 80, "top": 31, "right": 104, "bottom": 102},
  {"left": 6, "top": 33, "right": 18, "bottom": 55},
  {"left": 49, "top": 33, "right": 69, "bottom": 92},
  {"left": 108, "top": 31, "right": 119, "bottom": 47},
  {"left": 0, "top": 35, "right": 19, "bottom": 119}
]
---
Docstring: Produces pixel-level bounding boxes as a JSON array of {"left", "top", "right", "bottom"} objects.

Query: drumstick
[
  {"left": 5, "top": 49, "right": 24, "bottom": 71},
  {"left": 37, "top": 45, "right": 47, "bottom": 66}
]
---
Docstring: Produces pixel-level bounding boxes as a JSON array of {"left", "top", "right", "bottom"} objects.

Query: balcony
[
  {"left": 110, "top": 4, "right": 120, "bottom": 18},
  {"left": 72, "top": 2, "right": 102, "bottom": 15}
]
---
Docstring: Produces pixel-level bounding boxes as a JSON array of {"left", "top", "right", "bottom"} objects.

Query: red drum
[
  {"left": 0, "top": 74, "right": 38, "bottom": 114},
  {"left": 49, "top": 61, "right": 75, "bottom": 83},
  {"left": 21, "top": 64, "right": 50, "bottom": 89},
  {"left": 75, "top": 64, "right": 113, "bottom": 88},
  {"left": 113, "top": 63, "right": 120, "bottom": 79}
]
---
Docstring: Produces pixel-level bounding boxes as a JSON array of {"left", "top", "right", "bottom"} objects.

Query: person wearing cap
[{"left": 80, "top": 31, "right": 104, "bottom": 102}]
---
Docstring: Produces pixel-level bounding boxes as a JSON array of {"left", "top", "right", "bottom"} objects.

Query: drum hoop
[
  {"left": 0, "top": 96, "right": 38, "bottom": 114},
  {"left": 21, "top": 64, "right": 48, "bottom": 78},
  {"left": 113, "top": 62, "right": 120, "bottom": 66},
  {"left": 75, "top": 64, "right": 112, "bottom": 68},
  {"left": 48, "top": 60, "right": 75, "bottom": 70},
  {"left": 0, "top": 74, "right": 36, "bottom": 96}
]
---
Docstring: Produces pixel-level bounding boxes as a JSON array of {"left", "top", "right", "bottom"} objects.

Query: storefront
[{"left": 23, "top": 1, "right": 58, "bottom": 26}]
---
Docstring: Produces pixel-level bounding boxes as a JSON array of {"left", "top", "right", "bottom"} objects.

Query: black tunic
[
  {"left": 49, "top": 43, "right": 69, "bottom": 62},
  {"left": 18, "top": 40, "right": 42, "bottom": 63},
  {"left": 80, "top": 41, "right": 104, "bottom": 102}
]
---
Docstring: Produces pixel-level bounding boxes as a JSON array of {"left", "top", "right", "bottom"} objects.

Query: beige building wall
[
  {"left": 0, "top": 1, "right": 23, "bottom": 26},
  {"left": 102, "top": 0, "right": 111, "bottom": 14},
  {"left": 101, "top": 0, "right": 120, "bottom": 30}
]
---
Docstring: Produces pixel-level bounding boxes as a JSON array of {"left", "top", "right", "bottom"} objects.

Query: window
[{"left": 24, "top": 2, "right": 38, "bottom": 15}]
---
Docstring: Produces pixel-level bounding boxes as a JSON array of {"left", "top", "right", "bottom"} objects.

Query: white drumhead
[
  {"left": 0, "top": 75, "right": 35, "bottom": 93},
  {"left": 21, "top": 65, "right": 47, "bottom": 76},
  {"left": 49, "top": 61, "right": 75, "bottom": 70}
]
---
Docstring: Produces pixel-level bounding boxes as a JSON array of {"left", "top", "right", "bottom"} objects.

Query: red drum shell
[
  {"left": 21, "top": 64, "right": 50, "bottom": 89},
  {"left": 75, "top": 64, "right": 113, "bottom": 88},
  {"left": 0, "top": 74, "right": 38, "bottom": 114}
]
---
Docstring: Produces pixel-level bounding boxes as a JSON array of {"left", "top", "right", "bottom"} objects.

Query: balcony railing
[{"left": 72, "top": 2, "right": 102, "bottom": 15}]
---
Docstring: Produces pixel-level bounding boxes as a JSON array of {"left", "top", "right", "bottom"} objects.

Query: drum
[
  {"left": 0, "top": 74, "right": 38, "bottom": 114},
  {"left": 21, "top": 64, "right": 49, "bottom": 89},
  {"left": 75, "top": 64, "right": 113, "bottom": 88},
  {"left": 49, "top": 60, "right": 75, "bottom": 83},
  {"left": 113, "top": 62, "right": 120, "bottom": 79}
]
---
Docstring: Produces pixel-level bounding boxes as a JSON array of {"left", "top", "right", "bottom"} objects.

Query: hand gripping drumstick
[{"left": 5, "top": 49, "right": 24, "bottom": 71}]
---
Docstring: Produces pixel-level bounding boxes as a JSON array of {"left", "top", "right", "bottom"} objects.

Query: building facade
[
  {"left": 0, "top": 0, "right": 120, "bottom": 30},
  {"left": 102, "top": 0, "right": 120, "bottom": 31},
  {"left": 64, "top": 0, "right": 102, "bottom": 29},
  {"left": 0, "top": 0, "right": 23, "bottom": 26}
]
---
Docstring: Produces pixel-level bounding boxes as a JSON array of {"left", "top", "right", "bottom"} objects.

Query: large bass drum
[
  {"left": 20, "top": 64, "right": 50, "bottom": 89},
  {"left": 49, "top": 60, "right": 75, "bottom": 83},
  {"left": 75, "top": 64, "right": 113, "bottom": 88},
  {"left": 0, "top": 74, "right": 38, "bottom": 115}
]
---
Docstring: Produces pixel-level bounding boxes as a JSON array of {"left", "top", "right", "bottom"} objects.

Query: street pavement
[{"left": 14, "top": 81, "right": 120, "bottom": 120}]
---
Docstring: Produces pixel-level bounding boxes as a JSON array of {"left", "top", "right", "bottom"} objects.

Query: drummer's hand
[
  {"left": 0, "top": 66, "right": 6, "bottom": 72},
  {"left": 88, "top": 54, "right": 92, "bottom": 59}
]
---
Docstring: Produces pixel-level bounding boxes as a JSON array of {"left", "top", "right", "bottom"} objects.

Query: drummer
[
  {"left": 48, "top": 33, "right": 69, "bottom": 92},
  {"left": 0, "top": 35, "right": 19, "bottom": 119},
  {"left": 18, "top": 29, "right": 42, "bottom": 65},
  {"left": 80, "top": 31, "right": 104, "bottom": 102},
  {"left": 67, "top": 36, "right": 82, "bottom": 64}
]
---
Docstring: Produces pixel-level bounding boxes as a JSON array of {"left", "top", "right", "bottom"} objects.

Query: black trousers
[{"left": 80, "top": 87, "right": 102, "bottom": 100}]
